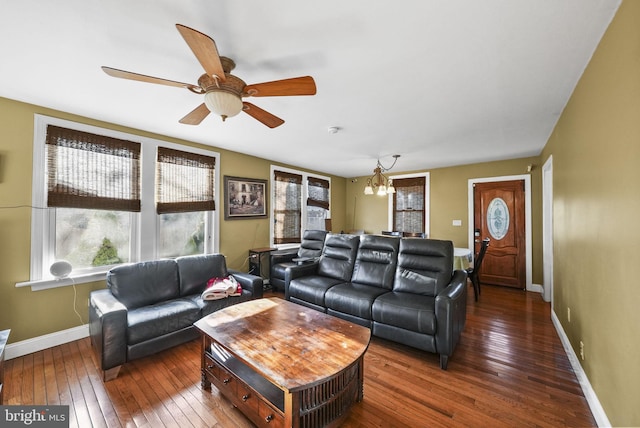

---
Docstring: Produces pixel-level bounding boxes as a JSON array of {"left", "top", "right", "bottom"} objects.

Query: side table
[
  {"left": 248, "top": 247, "right": 277, "bottom": 287},
  {"left": 0, "top": 329, "right": 10, "bottom": 404}
]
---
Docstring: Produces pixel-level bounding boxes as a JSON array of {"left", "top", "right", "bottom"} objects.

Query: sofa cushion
[
  {"left": 316, "top": 234, "right": 360, "bottom": 281},
  {"left": 127, "top": 298, "right": 201, "bottom": 345},
  {"left": 325, "top": 282, "right": 389, "bottom": 320},
  {"left": 394, "top": 238, "right": 453, "bottom": 296},
  {"left": 107, "top": 259, "right": 180, "bottom": 309},
  {"left": 372, "top": 292, "right": 437, "bottom": 335},
  {"left": 351, "top": 235, "right": 399, "bottom": 289},
  {"left": 176, "top": 254, "right": 229, "bottom": 297},
  {"left": 288, "top": 275, "right": 345, "bottom": 307}
]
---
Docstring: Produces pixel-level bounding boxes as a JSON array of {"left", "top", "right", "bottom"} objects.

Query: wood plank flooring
[{"left": 4, "top": 285, "right": 596, "bottom": 427}]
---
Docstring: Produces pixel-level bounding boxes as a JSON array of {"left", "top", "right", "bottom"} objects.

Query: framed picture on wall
[{"left": 223, "top": 176, "right": 268, "bottom": 220}]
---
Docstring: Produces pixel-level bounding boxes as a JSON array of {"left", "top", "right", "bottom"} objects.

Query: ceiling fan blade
[
  {"left": 244, "top": 76, "right": 316, "bottom": 97},
  {"left": 179, "top": 103, "right": 210, "bottom": 125},
  {"left": 102, "top": 66, "right": 196, "bottom": 89},
  {"left": 242, "top": 102, "right": 285, "bottom": 128},
  {"left": 176, "top": 24, "right": 226, "bottom": 81}
]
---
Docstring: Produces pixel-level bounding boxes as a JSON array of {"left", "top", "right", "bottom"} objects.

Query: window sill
[{"left": 15, "top": 272, "right": 107, "bottom": 291}]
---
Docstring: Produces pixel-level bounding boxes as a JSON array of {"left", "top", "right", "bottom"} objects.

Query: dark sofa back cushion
[
  {"left": 394, "top": 238, "right": 454, "bottom": 296},
  {"left": 317, "top": 234, "right": 360, "bottom": 281},
  {"left": 107, "top": 259, "right": 179, "bottom": 309},
  {"left": 298, "top": 229, "right": 328, "bottom": 258},
  {"left": 176, "top": 253, "right": 229, "bottom": 296},
  {"left": 351, "top": 235, "right": 400, "bottom": 289}
]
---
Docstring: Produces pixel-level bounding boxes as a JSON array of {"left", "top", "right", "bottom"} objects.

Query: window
[
  {"left": 273, "top": 170, "right": 303, "bottom": 244},
  {"left": 271, "top": 166, "right": 330, "bottom": 247},
  {"left": 388, "top": 173, "right": 430, "bottom": 235},
  {"left": 156, "top": 147, "right": 216, "bottom": 258},
  {"left": 306, "top": 176, "right": 330, "bottom": 231},
  {"left": 26, "top": 115, "right": 219, "bottom": 289},
  {"left": 44, "top": 125, "right": 141, "bottom": 271}
]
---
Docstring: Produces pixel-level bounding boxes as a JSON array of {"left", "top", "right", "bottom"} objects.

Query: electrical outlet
[
  {"left": 579, "top": 341, "right": 585, "bottom": 360},
  {"left": 567, "top": 307, "right": 571, "bottom": 322}
]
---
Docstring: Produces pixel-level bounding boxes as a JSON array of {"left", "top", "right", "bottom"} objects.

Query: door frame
[
  {"left": 467, "top": 174, "right": 536, "bottom": 292},
  {"left": 542, "top": 156, "right": 554, "bottom": 305}
]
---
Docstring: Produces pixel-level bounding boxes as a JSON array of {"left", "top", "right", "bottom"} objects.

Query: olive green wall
[
  {"left": 541, "top": 1, "right": 639, "bottom": 425},
  {"left": 0, "top": 96, "right": 346, "bottom": 343},
  {"left": 347, "top": 156, "right": 542, "bottom": 284}
]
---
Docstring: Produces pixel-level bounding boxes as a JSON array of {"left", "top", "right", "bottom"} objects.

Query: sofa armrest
[
  {"left": 434, "top": 270, "right": 468, "bottom": 369},
  {"left": 88, "top": 289, "right": 128, "bottom": 373},
  {"left": 228, "top": 269, "right": 264, "bottom": 299},
  {"left": 270, "top": 249, "right": 299, "bottom": 265},
  {"left": 283, "top": 261, "right": 319, "bottom": 300}
]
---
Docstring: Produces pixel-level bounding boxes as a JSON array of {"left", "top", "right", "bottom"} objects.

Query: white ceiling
[{"left": 0, "top": 0, "right": 620, "bottom": 177}]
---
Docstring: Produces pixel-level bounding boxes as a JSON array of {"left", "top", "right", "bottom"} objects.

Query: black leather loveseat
[
  {"left": 285, "top": 233, "right": 467, "bottom": 369},
  {"left": 89, "top": 253, "right": 263, "bottom": 380}
]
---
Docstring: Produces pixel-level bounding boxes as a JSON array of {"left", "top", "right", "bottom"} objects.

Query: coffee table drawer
[
  {"left": 203, "top": 353, "right": 219, "bottom": 379},
  {"left": 214, "top": 364, "right": 237, "bottom": 396},
  {"left": 257, "top": 400, "right": 284, "bottom": 427},
  {"left": 236, "top": 381, "right": 259, "bottom": 414}
]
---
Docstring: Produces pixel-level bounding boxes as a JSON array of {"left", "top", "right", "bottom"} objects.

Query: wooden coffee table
[{"left": 194, "top": 297, "right": 371, "bottom": 428}]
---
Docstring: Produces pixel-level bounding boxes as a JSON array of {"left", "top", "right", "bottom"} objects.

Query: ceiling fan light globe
[{"left": 204, "top": 91, "right": 243, "bottom": 119}]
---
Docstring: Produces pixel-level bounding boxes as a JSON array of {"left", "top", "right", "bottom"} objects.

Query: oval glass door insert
[{"left": 487, "top": 197, "right": 509, "bottom": 240}]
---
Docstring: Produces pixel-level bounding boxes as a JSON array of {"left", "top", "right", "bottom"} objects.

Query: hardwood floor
[{"left": 4, "top": 285, "right": 596, "bottom": 427}]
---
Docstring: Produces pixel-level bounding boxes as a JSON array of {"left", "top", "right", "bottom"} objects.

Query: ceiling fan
[{"left": 102, "top": 24, "right": 317, "bottom": 128}]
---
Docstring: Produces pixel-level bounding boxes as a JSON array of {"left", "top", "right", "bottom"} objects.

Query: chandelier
[{"left": 364, "top": 155, "right": 400, "bottom": 196}]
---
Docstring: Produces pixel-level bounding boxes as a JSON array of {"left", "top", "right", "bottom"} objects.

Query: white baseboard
[
  {"left": 551, "top": 310, "right": 611, "bottom": 428},
  {"left": 528, "top": 282, "right": 543, "bottom": 294},
  {"left": 4, "top": 324, "right": 90, "bottom": 360}
]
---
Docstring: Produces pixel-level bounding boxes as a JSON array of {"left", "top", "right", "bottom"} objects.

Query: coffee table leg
[
  {"left": 200, "top": 335, "right": 212, "bottom": 390},
  {"left": 201, "top": 369, "right": 211, "bottom": 390}
]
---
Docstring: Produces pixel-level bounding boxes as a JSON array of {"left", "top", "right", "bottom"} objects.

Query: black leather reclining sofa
[
  {"left": 89, "top": 253, "right": 263, "bottom": 380},
  {"left": 285, "top": 233, "right": 467, "bottom": 369}
]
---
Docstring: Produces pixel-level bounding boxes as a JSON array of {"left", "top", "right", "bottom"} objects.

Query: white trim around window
[
  {"left": 269, "top": 165, "right": 331, "bottom": 249},
  {"left": 16, "top": 114, "right": 220, "bottom": 291},
  {"left": 387, "top": 172, "right": 430, "bottom": 236}
]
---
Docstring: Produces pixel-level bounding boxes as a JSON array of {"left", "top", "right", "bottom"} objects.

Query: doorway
[{"left": 467, "top": 175, "right": 533, "bottom": 291}]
